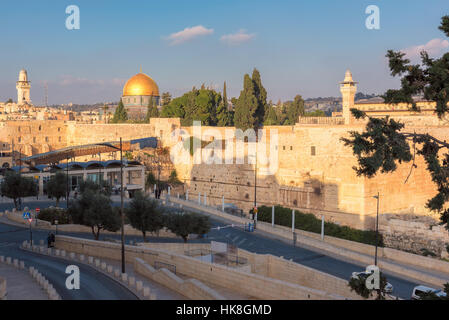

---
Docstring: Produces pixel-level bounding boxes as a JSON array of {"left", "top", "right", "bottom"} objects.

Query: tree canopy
[
  {"left": 126, "top": 191, "right": 164, "bottom": 242},
  {"left": 111, "top": 99, "right": 128, "bottom": 123},
  {"left": 0, "top": 172, "right": 38, "bottom": 210},
  {"left": 46, "top": 172, "right": 68, "bottom": 207}
]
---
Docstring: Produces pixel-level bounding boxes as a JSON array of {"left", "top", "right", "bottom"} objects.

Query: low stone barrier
[
  {"left": 19, "top": 241, "right": 152, "bottom": 300},
  {"left": 0, "top": 250, "right": 60, "bottom": 300},
  {"left": 0, "top": 276, "right": 6, "bottom": 300}
]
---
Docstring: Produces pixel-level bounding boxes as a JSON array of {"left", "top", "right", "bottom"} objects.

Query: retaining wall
[{"left": 55, "top": 235, "right": 348, "bottom": 300}]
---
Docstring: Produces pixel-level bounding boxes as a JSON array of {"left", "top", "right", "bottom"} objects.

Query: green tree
[
  {"left": 252, "top": 68, "right": 268, "bottom": 125},
  {"left": 304, "top": 110, "right": 325, "bottom": 117},
  {"left": 111, "top": 99, "right": 128, "bottom": 123},
  {"left": 68, "top": 189, "right": 120, "bottom": 240},
  {"left": 145, "top": 98, "right": 159, "bottom": 122},
  {"left": 264, "top": 105, "right": 279, "bottom": 125},
  {"left": 0, "top": 172, "right": 38, "bottom": 210},
  {"left": 46, "top": 172, "right": 68, "bottom": 207},
  {"left": 126, "top": 191, "right": 164, "bottom": 242},
  {"left": 168, "top": 170, "right": 182, "bottom": 185},
  {"left": 145, "top": 171, "right": 157, "bottom": 191},
  {"left": 284, "top": 95, "right": 305, "bottom": 124},
  {"left": 161, "top": 87, "right": 221, "bottom": 126},
  {"left": 165, "top": 212, "right": 211, "bottom": 242},
  {"left": 79, "top": 179, "right": 111, "bottom": 197},
  {"left": 348, "top": 271, "right": 389, "bottom": 300},
  {"left": 234, "top": 74, "right": 259, "bottom": 131}
]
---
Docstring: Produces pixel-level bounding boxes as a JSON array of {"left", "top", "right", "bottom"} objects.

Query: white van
[{"left": 411, "top": 285, "right": 447, "bottom": 300}]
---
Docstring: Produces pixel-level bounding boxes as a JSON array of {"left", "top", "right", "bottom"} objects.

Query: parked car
[
  {"left": 411, "top": 285, "right": 447, "bottom": 300},
  {"left": 351, "top": 271, "right": 394, "bottom": 293}
]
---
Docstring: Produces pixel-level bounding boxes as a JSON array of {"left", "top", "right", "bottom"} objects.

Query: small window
[
  {"left": 39, "top": 125, "right": 41, "bottom": 131},
  {"left": 45, "top": 137, "right": 49, "bottom": 142},
  {"left": 33, "top": 137, "right": 36, "bottom": 143},
  {"left": 18, "top": 137, "right": 21, "bottom": 143},
  {"left": 283, "top": 146, "right": 286, "bottom": 150},
  {"left": 311, "top": 146, "right": 316, "bottom": 156},
  {"left": 59, "top": 136, "right": 62, "bottom": 142},
  {"left": 290, "top": 146, "right": 293, "bottom": 151}
]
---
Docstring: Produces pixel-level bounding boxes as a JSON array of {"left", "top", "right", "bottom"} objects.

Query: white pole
[
  {"left": 198, "top": 192, "right": 201, "bottom": 205},
  {"left": 321, "top": 215, "right": 325, "bottom": 240},
  {"left": 168, "top": 186, "right": 171, "bottom": 197},
  {"left": 204, "top": 194, "right": 207, "bottom": 206},
  {"left": 186, "top": 190, "right": 189, "bottom": 201},
  {"left": 272, "top": 206, "right": 275, "bottom": 227},
  {"left": 292, "top": 210, "right": 295, "bottom": 233},
  {"left": 177, "top": 193, "right": 179, "bottom": 199},
  {"left": 153, "top": 184, "right": 156, "bottom": 193},
  {"left": 222, "top": 196, "right": 225, "bottom": 212}
]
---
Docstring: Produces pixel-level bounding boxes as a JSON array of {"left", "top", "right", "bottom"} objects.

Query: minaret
[
  {"left": 340, "top": 69, "right": 357, "bottom": 125},
  {"left": 16, "top": 69, "right": 31, "bottom": 105}
]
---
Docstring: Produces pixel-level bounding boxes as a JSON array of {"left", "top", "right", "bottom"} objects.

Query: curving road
[{"left": 0, "top": 223, "right": 138, "bottom": 300}]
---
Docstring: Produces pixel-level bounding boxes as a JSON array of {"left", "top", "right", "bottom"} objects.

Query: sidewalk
[{"left": 0, "top": 264, "right": 48, "bottom": 300}]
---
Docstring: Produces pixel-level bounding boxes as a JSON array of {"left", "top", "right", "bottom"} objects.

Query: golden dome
[{"left": 123, "top": 72, "right": 159, "bottom": 97}]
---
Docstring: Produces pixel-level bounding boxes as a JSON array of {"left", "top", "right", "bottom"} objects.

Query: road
[
  {"left": 0, "top": 223, "right": 137, "bottom": 300},
  {"left": 0, "top": 197, "right": 422, "bottom": 299}
]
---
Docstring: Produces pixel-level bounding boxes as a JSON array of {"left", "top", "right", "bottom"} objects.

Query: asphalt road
[
  {"left": 0, "top": 223, "right": 138, "bottom": 300},
  {"left": 0, "top": 198, "right": 422, "bottom": 299}
]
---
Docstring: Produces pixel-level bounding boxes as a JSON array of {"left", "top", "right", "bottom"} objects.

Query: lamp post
[
  {"left": 55, "top": 219, "right": 58, "bottom": 235},
  {"left": 97, "top": 139, "right": 125, "bottom": 273},
  {"left": 66, "top": 156, "right": 70, "bottom": 209},
  {"left": 373, "top": 192, "right": 380, "bottom": 266},
  {"left": 120, "top": 138, "right": 125, "bottom": 273}
]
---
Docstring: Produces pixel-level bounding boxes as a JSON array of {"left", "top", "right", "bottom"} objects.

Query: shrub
[
  {"left": 37, "top": 208, "right": 71, "bottom": 225},
  {"left": 255, "top": 205, "right": 384, "bottom": 247}
]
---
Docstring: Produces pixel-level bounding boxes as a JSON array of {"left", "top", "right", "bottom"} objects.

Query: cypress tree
[
  {"left": 234, "top": 74, "right": 258, "bottom": 131},
  {"left": 251, "top": 68, "right": 268, "bottom": 127},
  {"left": 145, "top": 98, "right": 159, "bottom": 122},
  {"left": 111, "top": 99, "right": 128, "bottom": 123}
]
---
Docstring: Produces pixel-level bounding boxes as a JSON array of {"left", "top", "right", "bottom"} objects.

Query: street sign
[
  {"left": 36, "top": 208, "right": 40, "bottom": 213},
  {"left": 23, "top": 212, "right": 31, "bottom": 220}
]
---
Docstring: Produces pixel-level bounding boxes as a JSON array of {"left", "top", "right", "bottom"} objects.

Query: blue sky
[{"left": 0, "top": 0, "right": 448, "bottom": 104}]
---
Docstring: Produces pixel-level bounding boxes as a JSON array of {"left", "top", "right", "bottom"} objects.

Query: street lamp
[
  {"left": 97, "top": 139, "right": 125, "bottom": 273},
  {"left": 373, "top": 192, "right": 380, "bottom": 266},
  {"left": 55, "top": 219, "right": 58, "bottom": 235}
]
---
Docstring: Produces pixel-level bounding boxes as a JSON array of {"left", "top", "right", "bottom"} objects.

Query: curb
[{"left": 0, "top": 253, "right": 61, "bottom": 300}]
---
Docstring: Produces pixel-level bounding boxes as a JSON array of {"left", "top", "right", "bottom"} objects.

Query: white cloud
[
  {"left": 401, "top": 38, "right": 449, "bottom": 59},
  {"left": 220, "top": 29, "right": 255, "bottom": 46},
  {"left": 166, "top": 25, "right": 214, "bottom": 45}
]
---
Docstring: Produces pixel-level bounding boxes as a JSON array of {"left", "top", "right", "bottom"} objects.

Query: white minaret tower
[
  {"left": 16, "top": 69, "right": 31, "bottom": 105},
  {"left": 340, "top": 69, "right": 357, "bottom": 125}
]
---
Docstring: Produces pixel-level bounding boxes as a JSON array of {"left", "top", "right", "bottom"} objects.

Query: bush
[
  {"left": 255, "top": 205, "right": 384, "bottom": 247},
  {"left": 37, "top": 208, "right": 71, "bottom": 225}
]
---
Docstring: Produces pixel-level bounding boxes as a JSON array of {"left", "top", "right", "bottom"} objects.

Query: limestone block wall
[{"left": 379, "top": 214, "right": 449, "bottom": 257}]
